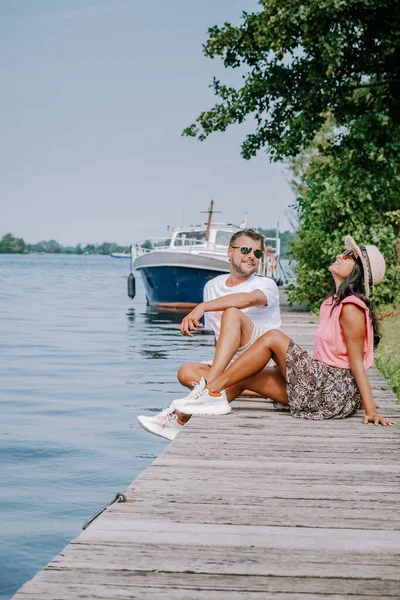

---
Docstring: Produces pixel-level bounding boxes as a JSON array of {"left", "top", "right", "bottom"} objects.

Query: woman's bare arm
[{"left": 340, "top": 304, "right": 395, "bottom": 426}]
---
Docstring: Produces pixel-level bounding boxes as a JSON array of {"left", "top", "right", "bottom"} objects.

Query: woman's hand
[
  {"left": 361, "top": 400, "right": 380, "bottom": 410},
  {"left": 363, "top": 413, "right": 396, "bottom": 426}
]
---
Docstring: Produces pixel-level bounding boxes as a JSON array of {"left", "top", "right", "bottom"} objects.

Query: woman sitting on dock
[{"left": 173, "top": 236, "right": 396, "bottom": 426}]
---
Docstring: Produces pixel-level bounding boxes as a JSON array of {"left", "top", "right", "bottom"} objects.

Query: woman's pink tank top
[{"left": 314, "top": 296, "right": 374, "bottom": 369}]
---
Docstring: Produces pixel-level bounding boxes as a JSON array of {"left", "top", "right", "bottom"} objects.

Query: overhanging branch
[{"left": 350, "top": 79, "right": 400, "bottom": 89}]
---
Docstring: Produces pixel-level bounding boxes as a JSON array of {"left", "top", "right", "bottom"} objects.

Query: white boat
[
  {"left": 110, "top": 252, "right": 131, "bottom": 259},
  {"left": 130, "top": 202, "right": 283, "bottom": 308}
]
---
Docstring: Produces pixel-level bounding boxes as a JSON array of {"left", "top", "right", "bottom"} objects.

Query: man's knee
[{"left": 220, "top": 306, "right": 242, "bottom": 323}]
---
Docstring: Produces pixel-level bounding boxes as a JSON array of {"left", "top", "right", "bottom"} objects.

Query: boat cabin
[{"left": 170, "top": 225, "right": 237, "bottom": 249}]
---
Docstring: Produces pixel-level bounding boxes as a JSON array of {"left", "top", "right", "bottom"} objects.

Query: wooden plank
[
  {"left": 11, "top": 309, "right": 400, "bottom": 599},
  {"left": 12, "top": 570, "right": 400, "bottom": 597},
  {"left": 78, "top": 519, "right": 400, "bottom": 551},
  {"left": 51, "top": 542, "right": 400, "bottom": 577},
  {"left": 13, "top": 589, "right": 397, "bottom": 600},
  {"left": 99, "top": 502, "right": 400, "bottom": 530}
]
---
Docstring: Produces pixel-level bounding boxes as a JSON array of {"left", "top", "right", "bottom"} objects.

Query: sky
[{"left": 0, "top": 0, "right": 295, "bottom": 246}]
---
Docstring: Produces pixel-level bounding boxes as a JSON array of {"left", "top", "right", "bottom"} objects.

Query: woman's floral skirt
[{"left": 286, "top": 340, "right": 361, "bottom": 420}]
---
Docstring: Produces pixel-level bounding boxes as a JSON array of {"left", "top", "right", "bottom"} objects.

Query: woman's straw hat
[{"left": 344, "top": 235, "right": 386, "bottom": 297}]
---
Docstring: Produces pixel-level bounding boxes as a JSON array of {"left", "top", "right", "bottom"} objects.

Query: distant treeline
[
  {"left": 0, "top": 230, "right": 295, "bottom": 258},
  {"left": 0, "top": 234, "right": 129, "bottom": 255}
]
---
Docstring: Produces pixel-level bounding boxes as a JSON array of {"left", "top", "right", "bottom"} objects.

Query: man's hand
[
  {"left": 180, "top": 305, "right": 205, "bottom": 337},
  {"left": 363, "top": 413, "right": 396, "bottom": 426}
]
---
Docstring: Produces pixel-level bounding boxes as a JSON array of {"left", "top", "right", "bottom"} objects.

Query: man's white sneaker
[
  {"left": 137, "top": 407, "right": 183, "bottom": 441},
  {"left": 173, "top": 381, "right": 231, "bottom": 416}
]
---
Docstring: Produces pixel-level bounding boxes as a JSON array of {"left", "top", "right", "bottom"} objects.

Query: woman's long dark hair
[{"left": 328, "top": 259, "right": 381, "bottom": 348}]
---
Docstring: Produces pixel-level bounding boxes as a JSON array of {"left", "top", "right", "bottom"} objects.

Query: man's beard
[{"left": 231, "top": 258, "right": 256, "bottom": 277}]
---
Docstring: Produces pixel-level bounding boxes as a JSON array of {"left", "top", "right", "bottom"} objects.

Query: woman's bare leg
[
  {"left": 224, "top": 367, "right": 288, "bottom": 405},
  {"left": 207, "top": 330, "right": 291, "bottom": 394},
  {"left": 176, "top": 340, "right": 289, "bottom": 422},
  {"left": 177, "top": 363, "right": 211, "bottom": 388}
]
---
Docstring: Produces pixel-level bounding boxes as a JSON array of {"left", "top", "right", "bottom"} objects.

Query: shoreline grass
[{"left": 375, "top": 311, "right": 400, "bottom": 400}]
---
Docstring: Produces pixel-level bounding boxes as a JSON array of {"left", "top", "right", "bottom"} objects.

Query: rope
[
  {"left": 82, "top": 493, "right": 127, "bottom": 530},
  {"left": 130, "top": 244, "right": 134, "bottom": 274}
]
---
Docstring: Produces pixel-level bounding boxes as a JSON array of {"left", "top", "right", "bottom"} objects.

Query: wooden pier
[{"left": 13, "top": 313, "right": 400, "bottom": 599}]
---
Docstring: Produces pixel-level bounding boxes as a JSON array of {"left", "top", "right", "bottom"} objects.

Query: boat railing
[
  {"left": 131, "top": 238, "right": 170, "bottom": 259},
  {"left": 131, "top": 238, "right": 228, "bottom": 260}
]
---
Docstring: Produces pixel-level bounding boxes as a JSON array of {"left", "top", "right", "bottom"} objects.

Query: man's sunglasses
[
  {"left": 341, "top": 249, "right": 357, "bottom": 261},
  {"left": 231, "top": 245, "right": 263, "bottom": 259}
]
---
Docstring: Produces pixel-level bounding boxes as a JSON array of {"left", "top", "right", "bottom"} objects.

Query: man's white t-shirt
[{"left": 203, "top": 274, "right": 281, "bottom": 339}]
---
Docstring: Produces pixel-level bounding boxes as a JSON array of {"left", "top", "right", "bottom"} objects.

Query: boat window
[
  {"left": 215, "top": 231, "right": 232, "bottom": 247},
  {"left": 174, "top": 231, "right": 205, "bottom": 246}
]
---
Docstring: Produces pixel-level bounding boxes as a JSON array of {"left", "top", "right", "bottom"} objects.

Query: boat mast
[{"left": 202, "top": 200, "right": 220, "bottom": 241}]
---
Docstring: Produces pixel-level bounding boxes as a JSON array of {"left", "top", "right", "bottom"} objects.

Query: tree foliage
[
  {"left": 184, "top": 0, "right": 400, "bottom": 161},
  {"left": 183, "top": 0, "right": 400, "bottom": 308},
  {"left": 0, "top": 233, "right": 26, "bottom": 253},
  {"left": 287, "top": 112, "right": 400, "bottom": 309},
  {"left": 0, "top": 234, "right": 130, "bottom": 255}
]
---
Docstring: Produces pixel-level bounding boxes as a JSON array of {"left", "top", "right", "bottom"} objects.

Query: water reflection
[
  {"left": 126, "top": 305, "right": 214, "bottom": 363},
  {"left": 140, "top": 348, "right": 169, "bottom": 360},
  {"left": 126, "top": 308, "right": 136, "bottom": 325},
  {"left": 143, "top": 307, "right": 188, "bottom": 326}
]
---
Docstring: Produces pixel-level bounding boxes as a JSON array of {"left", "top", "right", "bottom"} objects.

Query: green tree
[
  {"left": 47, "top": 239, "right": 62, "bottom": 253},
  {"left": 0, "top": 233, "right": 26, "bottom": 253},
  {"left": 183, "top": 0, "right": 400, "bottom": 160},
  {"left": 141, "top": 239, "right": 153, "bottom": 250},
  {"left": 28, "top": 239, "right": 62, "bottom": 253},
  {"left": 96, "top": 242, "right": 128, "bottom": 255},
  {"left": 0, "top": 236, "right": 132, "bottom": 255},
  {"left": 83, "top": 244, "right": 97, "bottom": 254},
  {"left": 63, "top": 245, "right": 76, "bottom": 254},
  {"left": 183, "top": 0, "right": 400, "bottom": 307},
  {"left": 288, "top": 113, "right": 400, "bottom": 309}
]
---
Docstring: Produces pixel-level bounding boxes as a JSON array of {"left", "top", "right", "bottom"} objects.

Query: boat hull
[{"left": 134, "top": 252, "right": 229, "bottom": 307}]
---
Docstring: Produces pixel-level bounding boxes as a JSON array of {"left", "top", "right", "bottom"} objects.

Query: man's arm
[{"left": 180, "top": 290, "right": 267, "bottom": 337}]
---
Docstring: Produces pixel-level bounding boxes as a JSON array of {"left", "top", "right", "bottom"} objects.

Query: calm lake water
[{"left": 0, "top": 254, "right": 215, "bottom": 599}]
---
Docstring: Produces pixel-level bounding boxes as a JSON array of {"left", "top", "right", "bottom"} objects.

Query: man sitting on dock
[{"left": 137, "top": 228, "right": 281, "bottom": 440}]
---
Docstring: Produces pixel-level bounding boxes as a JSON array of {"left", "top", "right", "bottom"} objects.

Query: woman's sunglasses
[
  {"left": 341, "top": 249, "right": 357, "bottom": 261},
  {"left": 231, "top": 245, "right": 263, "bottom": 259}
]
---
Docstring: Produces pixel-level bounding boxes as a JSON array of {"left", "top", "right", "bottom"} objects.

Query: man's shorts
[{"left": 202, "top": 323, "right": 268, "bottom": 367}]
